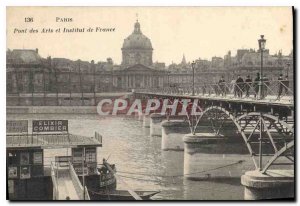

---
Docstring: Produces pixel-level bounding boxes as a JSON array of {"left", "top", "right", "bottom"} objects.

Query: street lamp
[
  {"left": 191, "top": 61, "right": 196, "bottom": 96},
  {"left": 257, "top": 35, "right": 266, "bottom": 171},
  {"left": 258, "top": 35, "right": 266, "bottom": 99}
]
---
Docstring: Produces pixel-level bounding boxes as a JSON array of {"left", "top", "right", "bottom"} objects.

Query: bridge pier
[
  {"left": 161, "top": 120, "right": 190, "bottom": 151},
  {"left": 143, "top": 115, "right": 150, "bottom": 128},
  {"left": 138, "top": 113, "right": 144, "bottom": 121},
  {"left": 241, "top": 170, "right": 294, "bottom": 200},
  {"left": 150, "top": 113, "right": 165, "bottom": 137},
  {"left": 133, "top": 109, "right": 140, "bottom": 118},
  {"left": 183, "top": 133, "right": 252, "bottom": 180}
]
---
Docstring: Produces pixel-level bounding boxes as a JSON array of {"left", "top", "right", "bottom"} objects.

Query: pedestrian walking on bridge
[
  {"left": 245, "top": 75, "right": 252, "bottom": 97},
  {"left": 214, "top": 81, "right": 220, "bottom": 96},
  {"left": 253, "top": 73, "right": 260, "bottom": 99},
  {"left": 277, "top": 74, "right": 284, "bottom": 100},
  {"left": 218, "top": 76, "right": 226, "bottom": 96},
  {"left": 230, "top": 77, "right": 236, "bottom": 97},
  {"left": 236, "top": 75, "right": 244, "bottom": 98},
  {"left": 281, "top": 75, "right": 290, "bottom": 97},
  {"left": 262, "top": 75, "right": 269, "bottom": 99}
]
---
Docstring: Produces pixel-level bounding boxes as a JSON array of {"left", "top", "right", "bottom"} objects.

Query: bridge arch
[{"left": 192, "top": 106, "right": 294, "bottom": 173}]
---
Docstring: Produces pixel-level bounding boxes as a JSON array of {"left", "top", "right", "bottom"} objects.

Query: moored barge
[{"left": 6, "top": 119, "right": 116, "bottom": 200}]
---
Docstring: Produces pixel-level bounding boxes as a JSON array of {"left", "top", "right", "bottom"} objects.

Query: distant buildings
[
  {"left": 6, "top": 19, "right": 293, "bottom": 103},
  {"left": 167, "top": 48, "right": 293, "bottom": 86},
  {"left": 224, "top": 48, "right": 293, "bottom": 70},
  {"left": 6, "top": 20, "right": 168, "bottom": 99}
]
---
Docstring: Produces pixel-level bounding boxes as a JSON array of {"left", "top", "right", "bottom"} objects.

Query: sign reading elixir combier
[{"left": 32, "top": 120, "right": 68, "bottom": 133}]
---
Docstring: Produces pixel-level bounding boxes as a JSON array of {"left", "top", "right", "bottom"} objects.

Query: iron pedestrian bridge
[{"left": 134, "top": 80, "right": 294, "bottom": 174}]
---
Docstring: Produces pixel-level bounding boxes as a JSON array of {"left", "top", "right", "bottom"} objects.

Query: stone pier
[
  {"left": 161, "top": 120, "right": 190, "bottom": 151},
  {"left": 183, "top": 133, "right": 253, "bottom": 180},
  {"left": 133, "top": 109, "right": 140, "bottom": 118},
  {"left": 150, "top": 113, "right": 165, "bottom": 137},
  {"left": 143, "top": 115, "right": 150, "bottom": 128},
  {"left": 241, "top": 170, "right": 294, "bottom": 200},
  {"left": 138, "top": 113, "right": 144, "bottom": 121}
]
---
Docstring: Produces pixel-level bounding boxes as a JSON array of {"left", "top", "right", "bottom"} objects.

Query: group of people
[
  {"left": 211, "top": 73, "right": 290, "bottom": 99},
  {"left": 230, "top": 74, "right": 265, "bottom": 98},
  {"left": 277, "top": 74, "right": 290, "bottom": 100}
]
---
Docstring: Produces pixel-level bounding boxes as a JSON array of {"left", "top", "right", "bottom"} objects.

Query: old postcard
[{"left": 6, "top": 7, "right": 294, "bottom": 201}]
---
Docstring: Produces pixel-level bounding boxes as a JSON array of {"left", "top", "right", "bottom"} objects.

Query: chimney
[
  {"left": 36, "top": 48, "right": 39, "bottom": 54},
  {"left": 47, "top": 56, "right": 52, "bottom": 65},
  {"left": 107, "top": 58, "right": 113, "bottom": 65}
]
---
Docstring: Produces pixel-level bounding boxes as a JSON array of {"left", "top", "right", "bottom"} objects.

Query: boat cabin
[{"left": 6, "top": 120, "right": 102, "bottom": 200}]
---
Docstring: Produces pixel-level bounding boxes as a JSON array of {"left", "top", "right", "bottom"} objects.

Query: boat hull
[
  {"left": 88, "top": 190, "right": 159, "bottom": 200},
  {"left": 78, "top": 174, "right": 117, "bottom": 194}
]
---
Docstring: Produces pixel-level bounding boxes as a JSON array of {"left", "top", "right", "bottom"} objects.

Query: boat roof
[{"left": 6, "top": 133, "right": 102, "bottom": 149}]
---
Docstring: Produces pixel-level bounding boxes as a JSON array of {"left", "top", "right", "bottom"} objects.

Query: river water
[{"left": 7, "top": 113, "right": 252, "bottom": 200}]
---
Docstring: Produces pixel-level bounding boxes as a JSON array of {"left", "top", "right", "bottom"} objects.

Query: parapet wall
[{"left": 7, "top": 106, "right": 98, "bottom": 114}]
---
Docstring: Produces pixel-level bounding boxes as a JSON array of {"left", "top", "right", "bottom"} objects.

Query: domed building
[
  {"left": 121, "top": 20, "right": 153, "bottom": 67},
  {"left": 111, "top": 20, "right": 167, "bottom": 91}
]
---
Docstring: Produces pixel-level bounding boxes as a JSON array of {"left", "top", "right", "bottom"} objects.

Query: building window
[
  {"left": 20, "top": 152, "right": 29, "bottom": 165},
  {"left": 8, "top": 152, "right": 18, "bottom": 166},
  {"left": 85, "top": 148, "right": 96, "bottom": 163}
]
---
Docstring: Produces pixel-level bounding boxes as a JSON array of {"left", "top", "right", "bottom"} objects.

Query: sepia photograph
[{"left": 5, "top": 6, "right": 294, "bottom": 201}]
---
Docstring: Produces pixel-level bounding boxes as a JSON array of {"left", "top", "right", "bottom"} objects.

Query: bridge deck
[
  {"left": 137, "top": 92, "right": 293, "bottom": 107},
  {"left": 57, "top": 168, "right": 80, "bottom": 200}
]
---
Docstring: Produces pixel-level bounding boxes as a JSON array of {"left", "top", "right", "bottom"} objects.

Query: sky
[{"left": 7, "top": 7, "right": 293, "bottom": 65}]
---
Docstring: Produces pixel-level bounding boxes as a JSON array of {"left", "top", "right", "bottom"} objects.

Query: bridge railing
[
  {"left": 50, "top": 162, "right": 59, "bottom": 200},
  {"left": 141, "top": 79, "right": 293, "bottom": 102},
  {"left": 84, "top": 186, "right": 90, "bottom": 200},
  {"left": 69, "top": 162, "right": 85, "bottom": 200}
]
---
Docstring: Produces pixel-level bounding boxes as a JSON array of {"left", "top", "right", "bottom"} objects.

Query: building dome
[
  {"left": 121, "top": 20, "right": 153, "bottom": 67},
  {"left": 122, "top": 21, "right": 153, "bottom": 50}
]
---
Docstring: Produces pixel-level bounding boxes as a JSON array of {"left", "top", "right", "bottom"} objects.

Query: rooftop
[
  {"left": 7, "top": 49, "right": 42, "bottom": 64},
  {"left": 6, "top": 133, "right": 102, "bottom": 149}
]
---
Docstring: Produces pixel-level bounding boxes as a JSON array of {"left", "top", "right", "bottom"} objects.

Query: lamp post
[
  {"left": 191, "top": 61, "right": 196, "bottom": 96},
  {"left": 258, "top": 35, "right": 266, "bottom": 99}
]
